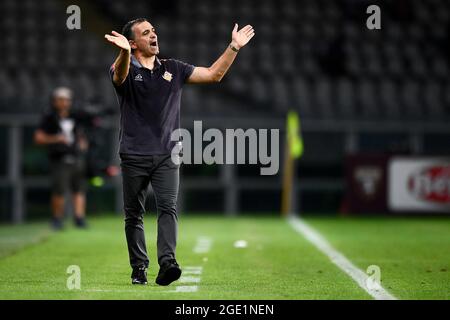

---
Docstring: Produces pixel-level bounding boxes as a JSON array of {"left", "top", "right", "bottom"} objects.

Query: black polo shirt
[{"left": 110, "top": 55, "right": 194, "bottom": 155}]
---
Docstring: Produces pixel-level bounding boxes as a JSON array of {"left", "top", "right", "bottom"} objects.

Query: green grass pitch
[{"left": 0, "top": 214, "right": 448, "bottom": 299}]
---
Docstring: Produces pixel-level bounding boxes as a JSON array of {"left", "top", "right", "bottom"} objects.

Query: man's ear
[{"left": 130, "top": 40, "right": 137, "bottom": 50}]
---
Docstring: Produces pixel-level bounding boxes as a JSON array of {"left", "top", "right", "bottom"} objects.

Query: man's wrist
[{"left": 229, "top": 42, "right": 240, "bottom": 52}]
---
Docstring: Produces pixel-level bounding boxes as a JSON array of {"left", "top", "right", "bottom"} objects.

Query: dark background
[{"left": 0, "top": 0, "right": 449, "bottom": 221}]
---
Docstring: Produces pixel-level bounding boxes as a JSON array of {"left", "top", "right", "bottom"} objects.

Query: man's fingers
[
  {"left": 105, "top": 35, "right": 118, "bottom": 41},
  {"left": 240, "top": 25, "right": 253, "bottom": 33},
  {"left": 105, "top": 35, "right": 122, "bottom": 46},
  {"left": 244, "top": 28, "right": 254, "bottom": 36},
  {"left": 111, "top": 30, "right": 121, "bottom": 37},
  {"left": 233, "top": 23, "right": 238, "bottom": 33}
]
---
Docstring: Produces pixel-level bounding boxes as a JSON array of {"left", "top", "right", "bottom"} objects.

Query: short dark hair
[{"left": 121, "top": 18, "right": 148, "bottom": 40}]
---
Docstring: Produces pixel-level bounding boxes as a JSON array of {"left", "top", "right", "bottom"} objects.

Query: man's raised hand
[
  {"left": 105, "top": 31, "right": 131, "bottom": 52},
  {"left": 231, "top": 24, "right": 255, "bottom": 50},
  {"left": 107, "top": 31, "right": 131, "bottom": 86}
]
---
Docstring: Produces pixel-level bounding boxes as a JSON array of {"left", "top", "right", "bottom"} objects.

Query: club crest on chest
[{"left": 163, "top": 71, "right": 173, "bottom": 82}]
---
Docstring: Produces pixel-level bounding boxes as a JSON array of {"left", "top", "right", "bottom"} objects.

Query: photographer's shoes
[
  {"left": 51, "top": 217, "right": 64, "bottom": 231},
  {"left": 74, "top": 217, "right": 88, "bottom": 229}
]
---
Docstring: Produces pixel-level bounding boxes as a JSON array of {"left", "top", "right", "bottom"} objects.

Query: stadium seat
[{"left": 0, "top": 0, "right": 448, "bottom": 121}]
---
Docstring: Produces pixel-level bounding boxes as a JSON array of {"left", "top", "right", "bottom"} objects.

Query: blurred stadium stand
[
  {"left": 1, "top": 0, "right": 448, "bottom": 119},
  {"left": 0, "top": 0, "right": 449, "bottom": 221}
]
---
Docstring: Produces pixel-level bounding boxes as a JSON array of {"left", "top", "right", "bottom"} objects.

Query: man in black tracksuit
[{"left": 105, "top": 18, "right": 255, "bottom": 285}]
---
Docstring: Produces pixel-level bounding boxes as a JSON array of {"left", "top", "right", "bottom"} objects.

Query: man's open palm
[
  {"left": 105, "top": 31, "right": 131, "bottom": 52},
  {"left": 231, "top": 24, "right": 255, "bottom": 49}
]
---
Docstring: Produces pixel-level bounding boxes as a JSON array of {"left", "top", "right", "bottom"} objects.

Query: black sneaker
[
  {"left": 131, "top": 266, "right": 148, "bottom": 285},
  {"left": 74, "top": 217, "right": 88, "bottom": 229},
  {"left": 51, "top": 217, "right": 64, "bottom": 231},
  {"left": 155, "top": 259, "right": 182, "bottom": 286}
]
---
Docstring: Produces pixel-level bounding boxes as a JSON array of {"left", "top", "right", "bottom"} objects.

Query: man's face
[
  {"left": 53, "top": 96, "right": 72, "bottom": 113},
  {"left": 130, "top": 21, "right": 159, "bottom": 56}
]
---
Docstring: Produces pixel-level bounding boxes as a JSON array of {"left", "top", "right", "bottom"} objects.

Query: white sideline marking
[
  {"left": 171, "top": 266, "right": 204, "bottom": 293},
  {"left": 193, "top": 236, "right": 212, "bottom": 253},
  {"left": 179, "top": 276, "right": 201, "bottom": 283},
  {"left": 288, "top": 215, "right": 397, "bottom": 300},
  {"left": 184, "top": 266, "right": 203, "bottom": 271},
  {"left": 171, "top": 236, "right": 212, "bottom": 293},
  {"left": 234, "top": 240, "right": 248, "bottom": 248},
  {"left": 183, "top": 267, "right": 203, "bottom": 275},
  {"left": 170, "top": 285, "right": 198, "bottom": 293}
]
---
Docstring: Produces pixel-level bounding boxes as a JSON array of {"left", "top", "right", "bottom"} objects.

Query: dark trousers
[{"left": 120, "top": 153, "right": 179, "bottom": 269}]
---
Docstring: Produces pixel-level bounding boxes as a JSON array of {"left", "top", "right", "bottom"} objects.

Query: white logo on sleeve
[{"left": 134, "top": 74, "right": 143, "bottom": 82}]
